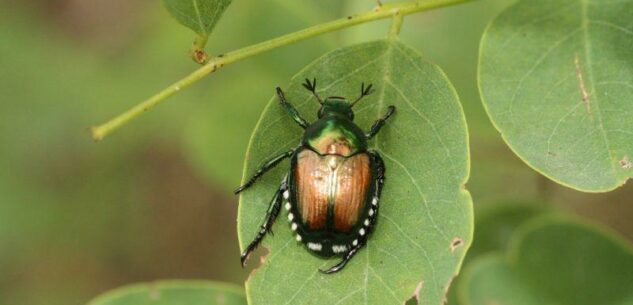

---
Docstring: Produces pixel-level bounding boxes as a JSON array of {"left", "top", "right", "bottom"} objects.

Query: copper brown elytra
[{"left": 236, "top": 79, "right": 395, "bottom": 274}]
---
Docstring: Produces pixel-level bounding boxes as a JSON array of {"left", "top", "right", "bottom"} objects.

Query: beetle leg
[
  {"left": 234, "top": 149, "right": 295, "bottom": 194},
  {"left": 365, "top": 105, "right": 396, "bottom": 140},
  {"left": 319, "top": 244, "right": 362, "bottom": 274},
  {"left": 276, "top": 87, "right": 310, "bottom": 129},
  {"left": 240, "top": 177, "right": 289, "bottom": 267},
  {"left": 350, "top": 82, "right": 375, "bottom": 106},
  {"left": 320, "top": 152, "right": 386, "bottom": 274},
  {"left": 301, "top": 78, "right": 323, "bottom": 104}
]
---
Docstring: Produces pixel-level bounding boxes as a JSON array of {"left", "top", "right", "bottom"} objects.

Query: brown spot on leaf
[
  {"left": 574, "top": 55, "right": 592, "bottom": 117},
  {"left": 450, "top": 237, "right": 464, "bottom": 252},
  {"left": 620, "top": 155, "right": 632, "bottom": 169}
]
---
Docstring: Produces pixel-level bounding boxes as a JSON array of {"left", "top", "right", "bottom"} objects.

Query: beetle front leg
[
  {"left": 234, "top": 149, "right": 295, "bottom": 194},
  {"left": 240, "top": 177, "right": 289, "bottom": 267},
  {"left": 276, "top": 87, "right": 309, "bottom": 129},
  {"left": 366, "top": 105, "right": 396, "bottom": 140},
  {"left": 320, "top": 152, "right": 386, "bottom": 274}
]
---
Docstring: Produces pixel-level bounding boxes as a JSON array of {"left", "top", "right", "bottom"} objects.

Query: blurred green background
[{"left": 1, "top": 1, "right": 632, "bottom": 305}]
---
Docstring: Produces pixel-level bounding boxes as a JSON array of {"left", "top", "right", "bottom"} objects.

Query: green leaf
[
  {"left": 237, "top": 39, "right": 472, "bottom": 305},
  {"left": 162, "top": 0, "right": 232, "bottom": 36},
  {"left": 479, "top": 0, "right": 633, "bottom": 192},
  {"left": 459, "top": 217, "right": 633, "bottom": 305},
  {"left": 86, "top": 280, "right": 246, "bottom": 305}
]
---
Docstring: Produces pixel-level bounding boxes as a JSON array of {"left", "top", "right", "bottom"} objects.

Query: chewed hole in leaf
[
  {"left": 619, "top": 156, "right": 632, "bottom": 169},
  {"left": 404, "top": 281, "right": 424, "bottom": 305},
  {"left": 243, "top": 246, "right": 270, "bottom": 275}
]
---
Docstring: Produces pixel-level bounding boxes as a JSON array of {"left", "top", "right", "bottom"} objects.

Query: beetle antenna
[
  {"left": 351, "top": 82, "right": 374, "bottom": 107},
  {"left": 302, "top": 78, "right": 323, "bottom": 104}
]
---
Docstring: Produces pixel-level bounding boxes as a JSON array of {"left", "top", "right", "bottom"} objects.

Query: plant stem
[{"left": 91, "top": 0, "right": 474, "bottom": 141}]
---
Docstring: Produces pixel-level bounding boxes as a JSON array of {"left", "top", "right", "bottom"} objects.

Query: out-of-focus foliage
[
  {"left": 238, "top": 39, "right": 472, "bottom": 305},
  {"left": 87, "top": 280, "right": 245, "bottom": 305},
  {"left": 480, "top": 0, "right": 633, "bottom": 192},
  {"left": 466, "top": 203, "right": 553, "bottom": 259},
  {"left": 1, "top": 1, "right": 633, "bottom": 305},
  {"left": 0, "top": 3, "right": 246, "bottom": 305},
  {"left": 445, "top": 202, "right": 553, "bottom": 305},
  {"left": 460, "top": 217, "right": 633, "bottom": 305}
]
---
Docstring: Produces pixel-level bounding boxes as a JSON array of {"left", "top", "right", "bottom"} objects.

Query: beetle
[{"left": 236, "top": 78, "right": 395, "bottom": 274}]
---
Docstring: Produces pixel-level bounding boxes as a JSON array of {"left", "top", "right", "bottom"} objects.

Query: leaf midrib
[
  {"left": 192, "top": 0, "right": 207, "bottom": 34},
  {"left": 579, "top": 0, "right": 618, "bottom": 179}
]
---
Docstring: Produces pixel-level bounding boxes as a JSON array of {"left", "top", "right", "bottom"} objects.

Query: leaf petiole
[
  {"left": 388, "top": 12, "right": 405, "bottom": 39},
  {"left": 191, "top": 34, "right": 209, "bottom": 64}
]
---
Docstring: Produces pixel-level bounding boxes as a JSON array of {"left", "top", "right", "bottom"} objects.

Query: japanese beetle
[{"left": 236, "top": 78, "right": 395, "bottom": 274}]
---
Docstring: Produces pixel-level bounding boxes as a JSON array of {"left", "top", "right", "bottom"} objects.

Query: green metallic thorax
[{"left": 303, "top": 114, "right": 367, "bottom": 157}]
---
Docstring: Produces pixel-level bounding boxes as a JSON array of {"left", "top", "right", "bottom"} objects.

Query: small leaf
[
  {"left": 162, "top": 0, "right": 232, "bottom": 36},
  {"left": 237, "top": 39, "right": 472, "bottom": 305},
  {"left": 86, "top": 280, "right": 246, "bottom": 305},
  {"left": 468, "top": 202, "right": 552, "bottom": 259},
  {"left": 444, "top": 203, "right": 553, "bottom": 305},
  {"left": 460, "top": 217, "right": 633, "bottom": 305},
  {"left": 479, "top": 0, "right": 633, "bottom": 192}
]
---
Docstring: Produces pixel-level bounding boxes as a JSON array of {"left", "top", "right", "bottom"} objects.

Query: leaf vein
[
  {"left": 381, "top": 214, "right": 439, "bottom": 297},
  {"left": 591, "top": 19, "right": 633, "bottom": 36},
  {"left": 385, "top": 79, "right": 457, "bottom": 176},
  {"left": 192, "top": 0, "right": 207, "bottom": 34},
  {"left": 369, "top": 266, "right": 401, "bottom": 303},
  {"left": 377, "top": 148, "right": 447, "bottom": 239},
  {"left": 581, "top": 0, "right": 618, "bottom": 178}
]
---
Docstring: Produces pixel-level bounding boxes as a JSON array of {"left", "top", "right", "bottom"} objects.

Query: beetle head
[{"left": 318, "top": 97, "right": 354, "bottom": 120}]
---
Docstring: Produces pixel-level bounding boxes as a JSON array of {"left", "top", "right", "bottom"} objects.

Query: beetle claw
[
  {"left": 302, "top": 78, "right": 317, "bottom": 92},
  {"left": 240, "top": 252, "right": 249, "bottom": 267},
  {"left": 319, "top": 265, "right": 341, "bottom": 274},
  {"left": 365, "top": 84, "right": 374, "bottom": 95},
  {"left": 234, "top": 186, "right": 244, "bottom": 194},
  {"left": 362, "top": 83, "right": 374, "bottom": 96},
  {"left": 319, "top": 261, "right": 347, "bottom": 274}
]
